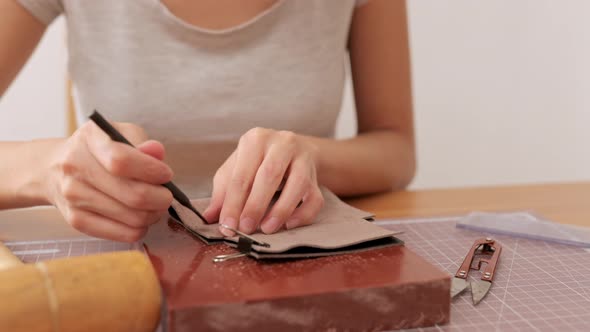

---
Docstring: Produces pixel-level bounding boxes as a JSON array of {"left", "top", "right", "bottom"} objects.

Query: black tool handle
[{"left": 89, "top": 110, "right": 208, "bottom": 224}]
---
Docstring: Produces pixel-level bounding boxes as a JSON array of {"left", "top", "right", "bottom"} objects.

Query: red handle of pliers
[
  {"left": 480, "top": 241, "right": 502, "bottom": 281},
  {"left": 454, "top": 238, "right": 501, "bottom": 280}
]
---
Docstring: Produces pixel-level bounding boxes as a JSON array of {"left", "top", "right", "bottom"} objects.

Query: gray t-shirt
[{"left": 18, "top": 0, "right": 364, "bottom": 197}]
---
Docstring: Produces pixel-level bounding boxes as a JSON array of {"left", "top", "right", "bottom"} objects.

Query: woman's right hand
[{"left": 42, "top": 121, "right": 174, "bottom": 242}]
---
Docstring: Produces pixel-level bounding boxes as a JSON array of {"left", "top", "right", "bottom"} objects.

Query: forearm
[
  {"left": 303, "top": 130, "right": 415, "bottom": 197},
  {"left": 0, "top": 139, "right": 61, "bottom": 209}
]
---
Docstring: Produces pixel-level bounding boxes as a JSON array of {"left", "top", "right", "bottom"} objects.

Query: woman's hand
[
  {"left": 42, "top": 121, "right": 174, "bottom": 242},
  {"left": 203, "top": 128, "right": 324, "bottom": 236}
]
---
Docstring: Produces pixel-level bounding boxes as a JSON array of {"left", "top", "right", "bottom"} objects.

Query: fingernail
[
  {"left": 285, "top": 218, "right": 300, "bottom": 230},
  {"left": 219, "top": 217, "right": 237, "bottom": 236},
  {"left": 240, "top": 217, "right": 256, "bottom": 234},
  {"left": 261, "top": 217, "right": 281, "bottom": 234}
]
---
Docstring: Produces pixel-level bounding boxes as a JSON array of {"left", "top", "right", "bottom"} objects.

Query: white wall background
[
  {"left": 1, "top": 2, "right": 589, "bottom": 189},
  {"left": 0, "top": 17, "right": 66, "bottom": 141},
  {"left": 407, "top": 1, "right": 590, "bottom": 188},
  {"left": 339, "top": 1, "right": 590, "bottom": 189}
]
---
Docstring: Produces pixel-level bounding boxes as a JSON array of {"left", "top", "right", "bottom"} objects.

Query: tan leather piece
[
  {"left": 170, "top": 188, "right": 399, "bottom": 256},
  {"left": 171, "top": 199, "right": 224, "bottom": 241}
]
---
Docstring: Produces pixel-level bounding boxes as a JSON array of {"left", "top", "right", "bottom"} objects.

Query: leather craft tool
[
  {"left": 451, "top": 237, "right": 502, "bottom": 305},
  {"left": 0, "top": 240, "right": 161, "bottom": 332},
  {"left": 0, "top": 241, "right": 22, "bottom": 270},
  {"left": 143, "top": 218, "right": 451, "bottom": 331},
  {"left": 89, "top": 110, "right": 207, "bottom": 224}
]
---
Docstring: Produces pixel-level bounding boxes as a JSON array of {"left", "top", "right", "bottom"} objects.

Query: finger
[
  {"left": 260, "top": 157, "right": 313, "bottom": 234},
  {"left": 61, "top": 177, "right": 163, "bottom": 228},
  {"left": 87, "top": 123, "right": 173, "bottom": 184},
  {"left": 284, "top": 186, "right": 324, "bottom": 230},
  {"left": 65, "top": 208, "right": 149, "bottom": 243},
  {"left": 239, "top": 142, "right": 294, "bottom": 234},
  {"left": 80, "top": 152, "right": 174, "bottom": 211},
  {"left": 204, "top": 152, "right": 235, "bottom": 224},
  {"left": 203, "top": 172, "right": 228, "bottom": 224},
  {"left": 218, "top": 133, "right": 265, "bottom": 236},
  {"left": 137, "top": 140, "right": 166, "bottom": 161},
  {"left": 203, "top": 197, "right": 223, "bottom": 224},
  {"left": 112, "top": 122, "right": 149, "bottom": 145}
]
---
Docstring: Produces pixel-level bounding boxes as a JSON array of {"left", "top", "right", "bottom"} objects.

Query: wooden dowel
[
  {"left": 0, "top": 251, "right": 161, "bottom": 332},
  {"left": 0, "top": 242, "right": 23, "bottom": 271}
]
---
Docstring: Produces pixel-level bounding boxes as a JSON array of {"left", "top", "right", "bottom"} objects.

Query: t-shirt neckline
[{"left": 153, "top": 0, "right": 286, "bottom": 36}]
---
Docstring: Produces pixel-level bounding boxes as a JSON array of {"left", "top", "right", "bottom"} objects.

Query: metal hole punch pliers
[{"left": 451, "top": 237, "right": 502, "bottom": 305}]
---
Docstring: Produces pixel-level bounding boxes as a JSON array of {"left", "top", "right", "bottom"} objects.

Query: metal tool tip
[{"left": 219, "top": 224, "right": 271, "bottom": 248}]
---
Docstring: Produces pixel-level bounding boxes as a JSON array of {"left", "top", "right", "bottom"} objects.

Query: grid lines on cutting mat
[
  {"left": 5, "top": 238, "right": 137, "bottom": 263},
  {"left": 376, "top": 218, "right": 590, "bottom": 332}
]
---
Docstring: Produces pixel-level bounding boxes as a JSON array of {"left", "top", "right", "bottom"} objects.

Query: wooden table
[
  {"left": 1, "top": 181, "right": 588, "bottom": 241},
  {"left": 348, "top": 181, "right": 590, "bottom": 227}
]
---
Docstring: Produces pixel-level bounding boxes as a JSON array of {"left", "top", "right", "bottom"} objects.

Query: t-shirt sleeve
[{"left": 17, "top": 0, "right": 64, "bottom": 25}]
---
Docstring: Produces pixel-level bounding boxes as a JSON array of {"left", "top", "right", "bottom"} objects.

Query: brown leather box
[{"left": 144, "top": 219, "right": 451, "bottom": 332}]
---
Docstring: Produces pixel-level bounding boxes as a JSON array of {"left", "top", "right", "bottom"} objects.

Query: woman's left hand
[{"left": 203, "top": 128, "right": 324, "bottom": 236}]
